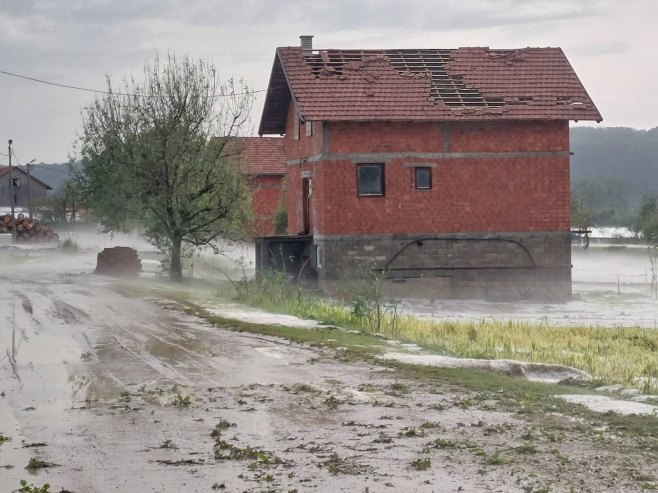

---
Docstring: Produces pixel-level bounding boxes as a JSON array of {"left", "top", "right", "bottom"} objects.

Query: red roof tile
[
  {"left": 260, "top": 46, "right": 601, "bottom": 134},
  {"left": 234, "top": 137, "right": 286, "bottom": 175}
]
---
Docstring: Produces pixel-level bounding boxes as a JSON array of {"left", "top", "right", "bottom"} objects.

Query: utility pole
[
  {"left": 8, "top": 139, "right": 17, "bottom": 241},
  {"left": 26, "top": 159, "right": 36, "bottom": 220}
]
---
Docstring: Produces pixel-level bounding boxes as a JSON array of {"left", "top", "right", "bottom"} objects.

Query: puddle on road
[
  {"left": 380, "top": 352, "right": 592, "bottom": 384},
  {"left": 558, "top": 394, "right": 658, "bottom": 416}
]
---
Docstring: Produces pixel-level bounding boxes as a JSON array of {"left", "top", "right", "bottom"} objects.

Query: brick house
[
  {"left": 0, "top": 166, "right": 52, "bottom": 209},
  {"left": 257, "top": 36, "right": 601, "bottom": 300},
  {"left": 234, "top": 137, "right": 286, "bottom": 237}
]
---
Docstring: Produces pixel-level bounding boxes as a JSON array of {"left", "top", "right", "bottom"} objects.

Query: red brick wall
[
  {"left": 283, "top": 104, "right": 323, "bottom": 160},
  {"left": 313, "top": 156, "right": 570, "bottom": 235},
  {"left": 326, "top": 120, "right": 568, "bottom": 153},
  {"left": 249, "top": 175, "right": 284, "bottom": 236},
  {"left": 282, "top": 103, "right": 571, "bottom": 236}
]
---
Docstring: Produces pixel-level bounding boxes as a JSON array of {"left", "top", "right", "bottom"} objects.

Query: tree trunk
[{"left": 170, "top": 235, "right": 183, "bottom": 282}]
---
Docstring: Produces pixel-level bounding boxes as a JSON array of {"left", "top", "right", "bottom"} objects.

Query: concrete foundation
[{"left": 314, "top": 232, "right": 572, "bottom": 301}]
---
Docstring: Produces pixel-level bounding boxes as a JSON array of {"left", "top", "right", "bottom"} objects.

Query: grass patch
[
  {"left": 202, "top": 271, "right": 658, "bottom": 394},
  {"left": 115, "top": 276, "right": 658, "bottom": 395},
  {"left": 483, "top": 450, "right": 511, "bottom": 465}
]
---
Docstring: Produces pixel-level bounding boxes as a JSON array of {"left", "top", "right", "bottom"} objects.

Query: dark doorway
[{"left": 302, "top": 177, "right": 311, "bottom": 234}]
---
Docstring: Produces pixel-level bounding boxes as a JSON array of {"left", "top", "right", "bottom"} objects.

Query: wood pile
[
  {"left": 0, "top": 213, "right": 59, "bottom": 243},
  {"left": 95, "top": 247, "right": 142, "bottom": 277}
]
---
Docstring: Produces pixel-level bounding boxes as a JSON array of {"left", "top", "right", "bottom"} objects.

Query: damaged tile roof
[
  {"left": 233, "top": 137, "right": 286, "bottom": 175},
  {"left": 259, "top": 46, "right": 602, "bottom": 135}
]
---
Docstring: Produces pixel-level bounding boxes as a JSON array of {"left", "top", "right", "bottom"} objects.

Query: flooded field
[
  {"left": 1, "top": 236, "right": 657, "bottom": 491},
  {"left": 403, "top": 246, "right": 658, "bottom": 328}
]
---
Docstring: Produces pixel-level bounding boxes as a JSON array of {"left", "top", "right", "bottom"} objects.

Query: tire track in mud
[
  {"left": 50, "top": 299, "right": 90, "bottom": 325},
  {"left": 16, "top": 292, "right": 33, "bottom": 315},
  {"left": 3, "top": 290, "right": 38, "bottom": 377}
]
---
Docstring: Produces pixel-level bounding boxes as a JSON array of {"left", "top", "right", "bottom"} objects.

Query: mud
[{"left": 1, "top": 246, "right": 658, "bottom": 492}]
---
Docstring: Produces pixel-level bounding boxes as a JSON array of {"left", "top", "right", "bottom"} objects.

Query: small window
[
  {"left": 305, "top": 121, "right": 313, "bottom": 137},
  {"left": 12, "top": 178, "right": 21, "bottom": 188},
  {"left": 357, "top": 164, "right": 384, "bottom": 197},
  {"left": 414, "top": 167, "right": 431, "bottom": 190}
]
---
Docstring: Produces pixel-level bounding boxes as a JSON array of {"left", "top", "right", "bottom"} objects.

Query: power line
[
  {"left": 10, "top": 149, "right": 22, "bottom": 166},
  {"left": 0, "top": 69, "right": 130, "bottom": 96},
  {"left": 0, "top": 68, "right": 284, "bottom": 98},
  {"left": 32, "top": 164, "right": 71, "bottom": 173}
]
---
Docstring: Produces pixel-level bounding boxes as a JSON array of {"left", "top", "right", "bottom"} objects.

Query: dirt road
[{"left": 1, "top": 249, "right": 656, "bottom": 492}]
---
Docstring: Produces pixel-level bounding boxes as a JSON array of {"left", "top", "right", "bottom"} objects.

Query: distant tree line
[{"left": 570, "top": 126, "right": 658, "bottom": 241}]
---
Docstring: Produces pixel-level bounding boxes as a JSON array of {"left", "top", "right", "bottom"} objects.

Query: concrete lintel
[
  {"left": 287, "top": 150, "right": 571, "bottom": 166},
  {"left": 314, "top": 231, "right": 570, "bottom": 241},
  {"left": 402, "top": 162, "right": 438, "bottom": 168}
]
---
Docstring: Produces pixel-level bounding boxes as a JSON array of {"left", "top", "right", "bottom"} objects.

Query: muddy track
[{"left": 1, "top": 266, "right": 657, "bottom": 492}]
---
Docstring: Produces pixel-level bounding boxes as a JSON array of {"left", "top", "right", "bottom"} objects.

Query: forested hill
[{"left": 570, "top": 126, "right": 658, "bottom": 205}]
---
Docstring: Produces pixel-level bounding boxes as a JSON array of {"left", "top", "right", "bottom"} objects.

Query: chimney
[{"left": 300, "top": 35, "right": 314, "bottom": 54}]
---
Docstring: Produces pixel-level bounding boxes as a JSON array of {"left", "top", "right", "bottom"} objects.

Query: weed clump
[
  {"left": 60, "top": 238, "right": 79, "bottom": 253},
  {"left": 25, "top": 457, "right": 58, "bottom": 471},
  {"left": 210, "top": 423, "right": 283, "bottom": 468},
  {"left": 213, "top": 439, "right": 281, "bottom": 465},
  {"left": 322, "top": 453, "right": 369, "bottom": 475},
  {"left": 18, "top": 480, "right": 50, "bottom": 493},
  {"left": 210, "top": 419, "right": 236, "bottom": 438},
  {"left": 171, "top": 393, "right": 191, "bottom": 407},
  {"left": 411, "top": 457, "right": 432, "bottom": 471}
]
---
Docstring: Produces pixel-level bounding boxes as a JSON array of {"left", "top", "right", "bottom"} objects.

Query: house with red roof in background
[
  {"left": 236, "top": 137, "right": 286, "bottom": 236},
  {"left": 0, "top": 166, "right": 52, "bottom": 209},
  {"left": 256, "top": 36, "right": 602, "bottom": 300}
]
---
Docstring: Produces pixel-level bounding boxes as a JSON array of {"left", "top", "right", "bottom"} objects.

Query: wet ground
[{"left": 1, "top": 241, "right": 658, "bottom": 492}]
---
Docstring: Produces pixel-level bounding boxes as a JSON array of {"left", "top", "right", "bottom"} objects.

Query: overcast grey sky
[{"left": 1, "top": 0, "right": 656, "bottom": 163}]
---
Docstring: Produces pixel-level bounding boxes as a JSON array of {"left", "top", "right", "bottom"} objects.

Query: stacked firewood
[
  {"left": 95, "top": 247, "right": 142, "bottom": 277},
  {"left": 0, "top": 213, "right": 60, "bottom": 243}
]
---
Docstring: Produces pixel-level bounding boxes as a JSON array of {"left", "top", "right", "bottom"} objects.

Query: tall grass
[{"left": 233, "top": 271, "right": 658, "bottom": 393}]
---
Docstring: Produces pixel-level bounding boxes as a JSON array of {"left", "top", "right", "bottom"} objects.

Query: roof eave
[{"left": 259, "top": 49, "right": 297, "bottom": 136}]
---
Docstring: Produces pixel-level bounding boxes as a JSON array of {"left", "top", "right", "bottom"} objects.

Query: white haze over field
[{"left": 4, "top": 228, "right": 656, "bottom": 329}]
